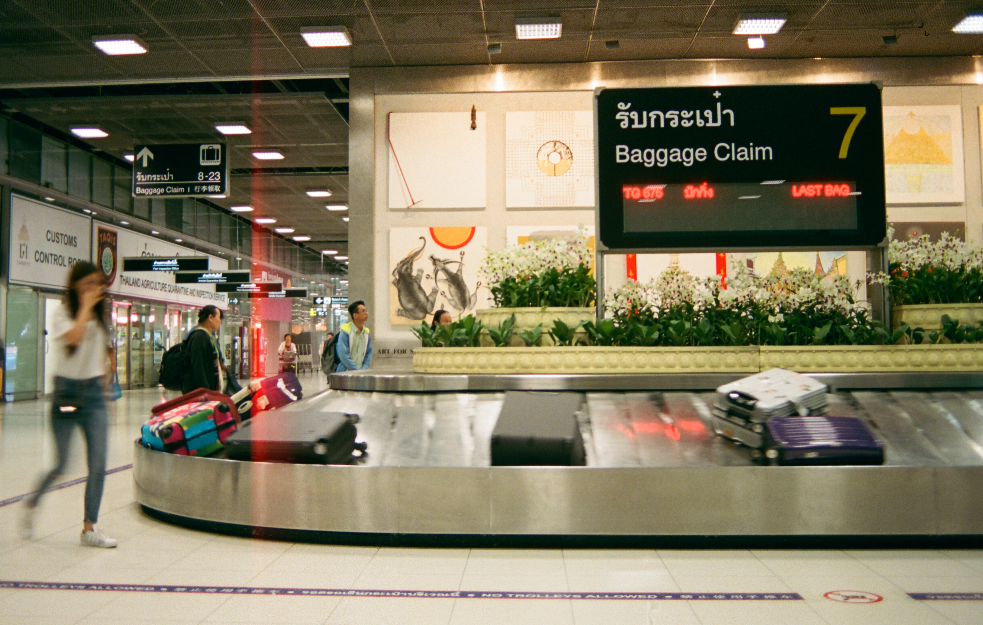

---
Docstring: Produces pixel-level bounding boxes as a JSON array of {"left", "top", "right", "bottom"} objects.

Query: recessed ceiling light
[
  {"left": 275, "top": 228, "right": 295, "bottom": 234},
  {"left": 151, "top": 230, "right": 159, "bottom": 235},
  {"left": 734, "top": 13, "right": 786, "bottom": 35},
  {"left": 208, "top": 194, "right": 226, "bottom": 199},
  {"left": 954, "top": 11, "right": 983, "bottom": 33},
  {"left": 230, "top": 205, "right": 253, "bottom": 212},
  {"left": 306, "top": 189, "right": 332, "bottom": 197},
  {"left": 747, "top": 36, "right": 766, "bottom": 49},
  {"left": 120, "top": 221, "right": 129, "bottom": 225},
  {"left": 92, "top": 34, "right": 148, "bottom": 55},
  {"left": 124, "top": 153, "right": 135, "bottom": 162},
  {"left": 300, "top": 26, "right": 352, "bottom": 47},
  {"left": 326, "top": 204, "right": 348, "bottom": 211},
  {"left": 515, "top": 16, "right": 562, "bottom": 40},
  {"left": 175, "top": 238, "right": 183, "bottom": 243},
  {"left": 70, "top": 126, "right": 108, "bottom": 139},
  {"left": 292, "top": 235, "right": 311, "bottom": 241},
  {"left": 215, "top": 123, "right": 251, "bottom": 135},
  {"left": 342, "top": 216, "right": 350, "bottom": 222},
  {"left": 255, "top": 218, "right": 277, "bottom": 224},
  {"left": 334, "top": 255, "right": 348, "bottom": 260},
  {"left": 252, "top": 151, "right": 284, "bottom": 160},
  {"left": 322, "top": 249, "right": 338, "bottom": 255}
]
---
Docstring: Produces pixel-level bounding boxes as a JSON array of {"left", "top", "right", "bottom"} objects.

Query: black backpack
[
  {"left": 321, "top": 334, "right": 339, "bottom": 374},
  {"left": 158, "top": 329, "right": 205, "bottom": 391}
]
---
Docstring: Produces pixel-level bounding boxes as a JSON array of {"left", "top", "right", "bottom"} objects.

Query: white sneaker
[
  {"left": 80, "top": 528, "right": 117, "bottom": 548},
  {"left": 19, "top": 505, "right": 35, "bottom": 540}
]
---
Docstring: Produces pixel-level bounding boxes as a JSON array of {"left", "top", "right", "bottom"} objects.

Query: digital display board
[
  {"left": 122, "top": 257, "right": 209, "bottom": 272},
  {"left": 215, "top": 282, "right": 285, "bottom": 293},
  {"left": 174, "top": 271, "right": 250, "bottom": 284},
  {"left": 596, "top": 84, "right": 885, "bottom": 250},
  {"left": 248, "top": 289, "right": 308, "bottom": 299}
]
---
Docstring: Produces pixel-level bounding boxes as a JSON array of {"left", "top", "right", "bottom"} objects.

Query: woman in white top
[
  {"left": 22, "top": 262, "right": 117, "bottom": 548},
  {"left": 278, "top": 333, "right": 297, "bottom": 373}
]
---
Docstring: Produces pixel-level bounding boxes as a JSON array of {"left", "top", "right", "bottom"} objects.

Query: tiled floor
[{"left": 1, "top": 374, "right": 982, "bottom": 624}]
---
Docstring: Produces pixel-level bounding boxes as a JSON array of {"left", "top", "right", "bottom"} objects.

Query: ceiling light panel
[
  {"left": 301, "top": 26, "right": 352, "bottom": 47},
  {"left": 326, "top": 204, "right": 348, "bottom": 211},
  {"left": 70, "top": 126, "right": 108, "bottom": 138},
  {"left": 515, "top": 16, "right": 562, "bottom": 40},
  {"left": 733, "top": 14, "right": 786, "bottom": 35},
  {"left": 748, "top": 36, "right": 766, "bottom": 49},
  {"left": 255, "top": 218, "right": 277, "bottom": 224},
  {"left": 215, "top": 123, "right": 251, "bottom": 135},
  {"left": 306, "top": 190, "right": 332, "bottom": 197},
  {"left": 953, "top": 11, "right": 983, "bottom": 33},
  {"left": 252, "top": 151, "right": 284, "bottom": 160},
  {"left": 92, "top": 35, "right": 148, "bottom": 55},
  {"left": 230, "top": 205, "right": 253, "bottom": 212}
]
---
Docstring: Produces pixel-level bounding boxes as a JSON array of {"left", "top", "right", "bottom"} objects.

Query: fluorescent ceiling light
[
  {"left": 175, "top": 238, "right": 183, "bottom": 243},
  {"left": 215, "top": 123, "right": 251, "bottom": 135},
  {"left": 326, "top": 204, "right": 348, "bottom": 211},
  {"left": 252, "top": 150, "right": 284, "bottom": 160},
  {"left": 734, "top": 13, "right": 786, "bottom": 35},
  {"left": 230, "top": 205, "right": 253, "bottom": 212},
  {"left": 275, "top": 228, "right": 295, "bottom": 234},
  {"left": 342, "top": 216, "right": 350, "bottom": 222},
  {"left": 306, "top": 189, "right": 332, "bottom": 197},
  {"left": 322, "top": 249, "right": 338, "bottom": 255},
  {"left": 208, "top": 194, "right": 226, "bottom": 199},
  {"left": 92, "top": 34, "right": 148, "bottom": 55},
  {"left": 748, "top": 36, "right": 766, "bottom": 49},
  {"left": 953, "top": 11, "right": 983, "bottom": 33},
  {"left": 124, "top": 153, "right": 134, "bottom": 162},
  {"left": 334, "top": 255, "right": 348, "bottom": 260},
  {"left": 151, "top": 230, "right": 159, "bottom": 235},
  {"left": 120, "top": 221, "right": 129, "bottom": 226},
  {"left": 515, "top": 16, "right": 562, "bottom": 40},
  {"left": 293, "top": 236, "right": 311, "bottom": 241},
  {"left": 70, "top": 126, "right": 108, "bottom": 138},
  {"left": 255, "top": 218, "right": 277, "bottom": 224},
  {"left": 301, "top": 26, "right": 352, "bottom": 47}
]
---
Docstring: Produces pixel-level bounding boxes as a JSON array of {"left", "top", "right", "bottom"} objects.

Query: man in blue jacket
[{"left": 336, "top": 300, "right": 372, "bottom": 372}]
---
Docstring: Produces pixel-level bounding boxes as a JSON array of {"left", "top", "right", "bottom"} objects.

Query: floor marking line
[
  {"left": 910, "top": 593, "right": 983, "bottom": 601},
  {"left": 0, "top": 581, "right": 803, "bottom": 601},
  {"left": 0, "top": 464, "right": 133, "bottom": 509}
]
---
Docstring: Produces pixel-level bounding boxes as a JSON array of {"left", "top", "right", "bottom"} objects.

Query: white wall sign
[
  {"left": 92, "top": 222, "right": 229, "bottom": 309},
  {"left": 8, "top": 194, "right": 92, "bottom": 289}
]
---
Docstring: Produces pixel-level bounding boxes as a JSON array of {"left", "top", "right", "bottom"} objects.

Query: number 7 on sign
[{"left": 830, "top": 107, "right": 866, "bottom": 159}]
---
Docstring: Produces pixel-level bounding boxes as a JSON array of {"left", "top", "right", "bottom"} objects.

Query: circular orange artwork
[{"left": 429, "top": 227, "right": 475, "bottom": 250}]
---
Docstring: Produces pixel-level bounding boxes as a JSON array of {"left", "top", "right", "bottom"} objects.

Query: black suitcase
[
  {"left": 225, "top": 411, "right": 364, "bottom": 464},
  {"left": 491, "top": 391, "right": 586, "bottom": 466}
]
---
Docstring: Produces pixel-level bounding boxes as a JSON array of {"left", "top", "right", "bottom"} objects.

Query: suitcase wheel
[
  {"left": 765, "top": 449, "right": 779, "bottom": 459},
  {"left": 313, "top": 440, "right": 330, "bottom": 457},
  {"left": 752, "top": 423, "right": 764, "bottom": 433},
  {"left": 354, "top": 441, "right": 368, "bottom": 452}
]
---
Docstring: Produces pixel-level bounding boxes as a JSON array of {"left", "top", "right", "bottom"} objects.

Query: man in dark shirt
[{"left": 181, "top": 305, "right": 224, "bottom": 394}]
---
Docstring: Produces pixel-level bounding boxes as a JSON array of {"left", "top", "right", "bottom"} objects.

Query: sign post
[{"left": 131, "top": 143, "right": 228, "bottom": 198}]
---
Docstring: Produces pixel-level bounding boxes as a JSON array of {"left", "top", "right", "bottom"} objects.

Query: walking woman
[{"left": 21, "top": 261, "right": 117, "bottom": 548}]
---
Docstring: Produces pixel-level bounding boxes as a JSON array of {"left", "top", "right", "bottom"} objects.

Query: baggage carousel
[{"left": 134, "top": 373, "right": 983, "bottom": 546}]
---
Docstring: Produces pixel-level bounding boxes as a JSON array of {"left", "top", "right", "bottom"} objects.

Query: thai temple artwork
[
  {"left": 387, "top": 111, "right": 487, "bottom": 209},
  {"left": 389, "top": 227, "right": 489, "bottom": 325},
  {"left": 743, "top": 251, "right": 848, "bottom": 280},
  {"left": 505, "top": 111, "right": 595, "bottom": 208},
  {"left": 883, "top": 105, "right": 964, "bottom": 204}
]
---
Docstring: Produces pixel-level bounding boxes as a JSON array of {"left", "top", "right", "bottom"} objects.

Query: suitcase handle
[{"left": 152, "top": 388, "right": 242, "bottom": 425}]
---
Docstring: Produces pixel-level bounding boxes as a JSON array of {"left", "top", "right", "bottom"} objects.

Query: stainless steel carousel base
[{"left": 134, "top": 387, "right": 983, "bottom": 543}]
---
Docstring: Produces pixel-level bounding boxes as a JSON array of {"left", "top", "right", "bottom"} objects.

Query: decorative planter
[
  {"left": 413, "top": 346, "right": 760, "bottom": 375},
  {"left": 475, "top": 307, "right": 595, "bottom": 346},
  {"left": 413, "top": 344, "right": 983, "bottom": 375},
  {"left": 892, "top": 303, "right": 983, "bottom": 331}
]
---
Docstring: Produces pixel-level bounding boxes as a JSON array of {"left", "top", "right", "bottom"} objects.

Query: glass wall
[
  {"left": 41, "top": 136, "right": 68, "bottom": 193},
  {"left": 4, "top": 286, "right": 40, "bottom": 400}
]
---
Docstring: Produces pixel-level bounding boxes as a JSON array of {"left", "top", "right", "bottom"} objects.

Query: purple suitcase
[{"left": 765, "top": 416, "right": 884, "bottom": 465}]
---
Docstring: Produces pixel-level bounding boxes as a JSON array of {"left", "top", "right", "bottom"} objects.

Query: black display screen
[
  {"left": 174, "top": 271, "right": 250, "bottom": 284},
  {"left": 215, "top": 282, "right": 284, "bottom": 293},
  {"left": 122, "top": 257, "right": 209, "bottom": 272},
  {"left": 247, "top": 289, "right": 308, "bottom": 299},
  {"left": 595, "top": 84, "right": 885, "bottom": 250}
]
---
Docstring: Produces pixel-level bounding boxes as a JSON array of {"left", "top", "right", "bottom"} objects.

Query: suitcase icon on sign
[{"left": 199, "top": 144, "right": 221, "bottom": 166}]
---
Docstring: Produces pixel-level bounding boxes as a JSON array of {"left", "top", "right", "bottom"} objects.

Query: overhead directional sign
[
  {"left": 248, "top": 289, "right": 308, "bottom": 299},
  {"left": 215, "top": 282, "right": 285, "bottom": 293},
  {"left": 174, "top": 271, "right": 251, "bottom": 284},
  {"left": 122, "top": 256, "right": 210, "bottom": 272},
  {"left": 131, "top": 143, "right": 228, "bottom": 198}
]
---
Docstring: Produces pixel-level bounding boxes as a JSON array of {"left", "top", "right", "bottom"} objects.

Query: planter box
[
  {"left": 475, "top": 307, "right": 595, "bottom": 347},
  {"left": 893, "top": 303, "right": 983, "bottom": 331},
  {"left": 414, "top": 344, "right": 983, "bottom": 375},
  {"left": 413, "top": 346, "right": 760, "bottom": 375}
]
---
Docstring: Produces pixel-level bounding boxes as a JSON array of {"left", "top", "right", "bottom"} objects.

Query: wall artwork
[
  {"left": 389, "top": 227, "right": 489, "bottom": 325},
  {"left": 883, "top": 105, "right": 964, "bottom": 204},
  {"left": 743, "top": 251, "right": 848, "bottom": 281},
  {"left": 505, "top": 111, "right": 595, "bottom": 208},
  {"left": 387, "top": 111, "right": 487, "bottom": 209},
  {"left": 891, "top": 221, "right": 966, "bottom": 242},
  {"left": 635, "top": 254, "right": 721, "bottom": 282}
]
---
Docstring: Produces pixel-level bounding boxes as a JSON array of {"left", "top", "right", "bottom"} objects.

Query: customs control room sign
[
  {"left": 595, "top": 84, "right": 885, "bottom": 250},
  {"left": 131, "top": 143, "right": 228, "bottom": 198}
]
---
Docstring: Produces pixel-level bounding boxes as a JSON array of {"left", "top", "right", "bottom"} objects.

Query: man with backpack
[{"left": 169, "top": 305, "right": 224, "bottom": 394}]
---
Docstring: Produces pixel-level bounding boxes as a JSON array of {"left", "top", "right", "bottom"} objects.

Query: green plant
[
  {"left": 548, "top": 319, "right": 584, "bottom": 346},
  {"left": 488, "top": 264, "right": 596, "bottom": 308},
  {"left": 517, "top": 323, "right": 544, "bottom": 347},
  {"left": 487, "top": 315, "right": 517, "bottom": 347},
  {"left": 455, "top": 315, "right": 484, "bottom": 347},
  {"left": 411, "top": 322, "right": 438, "bottom": 347},
  {"left": 421, "top": 315, "right": 484, "bottom": 347}
]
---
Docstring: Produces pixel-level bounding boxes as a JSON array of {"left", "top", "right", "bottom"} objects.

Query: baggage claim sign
[{"left": 595, "top": 84, "right": 885, "bottom": 250}]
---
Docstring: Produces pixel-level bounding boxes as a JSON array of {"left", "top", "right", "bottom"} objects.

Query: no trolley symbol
[{"left": 824, "top": 590, "right": 884, "bottom": 604}]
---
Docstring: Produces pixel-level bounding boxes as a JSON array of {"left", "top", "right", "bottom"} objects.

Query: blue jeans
[{"left": 29, "top": 376, "right": 108, "bottom": 523}]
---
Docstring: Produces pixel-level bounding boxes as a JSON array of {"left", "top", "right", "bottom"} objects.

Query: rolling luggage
[
  {"left": 225, "top": 411, "right": 364, "bottom": 464},
  {"left": 235, "top": 373, "right": 303, "bottom": 420},
  {"left": 490, "top": 391, "right": 586, "bottom": 466},
  {"left": 765, "top": 415, "right": 885, "bottom": 465},
  {"left": 141, "top": 399, "right": 238, "bottom": 456}
]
